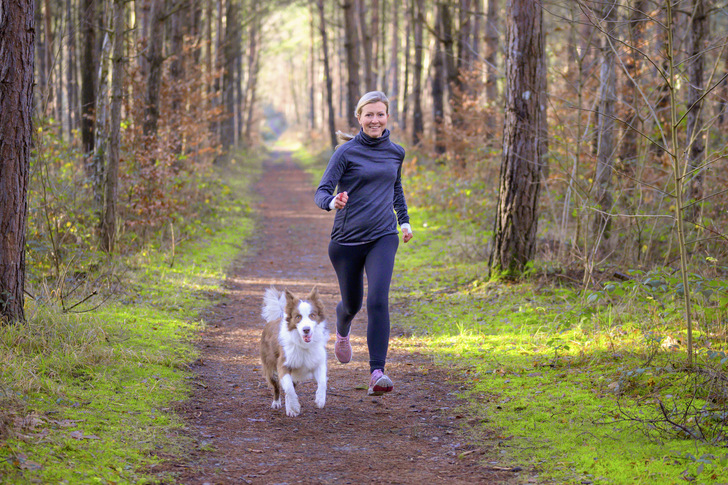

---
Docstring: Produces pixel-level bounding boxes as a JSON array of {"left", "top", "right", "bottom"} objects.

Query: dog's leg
[
  {"left": 268, "top": 374, "right": 282, "bottom": 409},
  {"left": 313, "top": 363, "right": 327, "bottom": 409},
  {"left": 280, "top": 372, "right": 301, "bottom": 417}
]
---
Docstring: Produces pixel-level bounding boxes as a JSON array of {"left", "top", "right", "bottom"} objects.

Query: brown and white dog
[{"left": 260, "top": 286, "right": 328, "bottom": 417}]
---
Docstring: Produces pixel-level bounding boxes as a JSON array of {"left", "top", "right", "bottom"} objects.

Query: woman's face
[{"left": 357, "top": 102, "right": 389, "bottom": 138}]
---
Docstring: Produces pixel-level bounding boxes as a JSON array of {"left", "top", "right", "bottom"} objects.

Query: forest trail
[{"left": 158, "top": 151, "right": 515, "bottom": 484}]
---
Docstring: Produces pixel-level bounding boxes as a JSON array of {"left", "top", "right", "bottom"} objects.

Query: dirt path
[{"left": 159, "top": 151, "right": 515, "bottom": 484}]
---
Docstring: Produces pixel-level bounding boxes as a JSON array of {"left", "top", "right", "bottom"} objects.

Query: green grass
[
  {"left": 0, "top": 152, "right": 261, "bottom": 483},
  {"left": 392, "top": 206, "right": 728, "bottom": 484}
]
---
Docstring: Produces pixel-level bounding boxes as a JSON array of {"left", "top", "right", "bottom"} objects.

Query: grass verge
[
  {"left": 0, "top": 151, "right": 261, "bottom": 484},
  {"left": 392, "top": 206, "right": 728, "bottom": 484}
]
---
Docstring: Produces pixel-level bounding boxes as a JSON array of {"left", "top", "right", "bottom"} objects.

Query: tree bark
[
  {"left": 485, "top": 0, "right": 499, "bottom": 103},
  {"left": 401, "top": 0, "right": 412, "bottom": 133},
  {"left": 618, "top": 0, "right": 646, "bottom": 179},
  {"left": 593, "top": 0, "right": 617, "bottom": 241},
  {"left": 389, "top": 4, "right": 400, "bottom": 125},
  {"left": 432, "top": 4, "right": 446, "bottom": 154},
  {"left": 80, "top": 0, "right": 97, "bottom": 158},
  {"left": 411, "top": 0, "right": 424, "bottom": 145},
  {"left": 358, "top": 0, "right": 374, "bottom": 90},
  {"left": 0, "top": 0, "right": 34, "bottom": 324},
  {"left": 222, "top": 0, "right": 241, "bottom": 149},
  {"left": 343, "top": 0, "right": 361, "bottom": 129},
  {"left": 244, "top": 15, "right": 261, "bottom": 143},
  {"left": 685, "top": 0, "right": 706, "bottom": 222},
  {"left": 318, "top": 0, "right": 337, "bottom": 150},
  {"left": 489, "top": 0, "right": 545, "bottom": 278},
  {"left": 143, "top": 0, "right": 165, "bottom": 139},
  {"left": 457, "top": 0, "right": 472, "bottom": 74},
  {"left": 101, "top": 0, "right": 125, "bottom": 253}
]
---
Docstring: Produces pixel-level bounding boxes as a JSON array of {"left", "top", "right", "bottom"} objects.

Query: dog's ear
[
  {"left": 284, "top": 289, "right": 296, "bottom": 305},
  {"left": 307, "top": 286, "right": 325, "bottom": 318}
]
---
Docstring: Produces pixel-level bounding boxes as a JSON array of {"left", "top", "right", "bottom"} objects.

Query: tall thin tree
[
  {"left": 593, "top": 0, "right": 618, "bottom": 241},
  {"left": 101, "top": 0, "right": 125, "bottom": 253},
  {"left": 489, "top": 0, "right": 546, "bottom": 277},
  {"left": 343, "top": 0, "right": 361, "bottom": 129},
  {"left": 411, "top": 0, "right": 424, "bottom": 144},
  {"left": 318, "top": 0, "right": 337, "bottom": 150},
  {"left": 0, "top": 0, "right": 35, "bottom": 324},
  {"left": 685, "top": 0, "right": 707, "bottom": 222}
]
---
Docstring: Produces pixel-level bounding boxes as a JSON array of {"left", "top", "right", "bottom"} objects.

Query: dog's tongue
[{"left": 303, "top": 335, "right": 312, "bottom": 343}]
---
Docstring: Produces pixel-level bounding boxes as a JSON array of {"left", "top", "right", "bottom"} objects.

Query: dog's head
[{"left": 284, "top": 287, "right": 326, "bottom": 344}]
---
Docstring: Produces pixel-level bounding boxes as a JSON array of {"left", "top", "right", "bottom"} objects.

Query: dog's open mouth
[{"left": 303, "top": 335, "right": 312, "bottom": 343}]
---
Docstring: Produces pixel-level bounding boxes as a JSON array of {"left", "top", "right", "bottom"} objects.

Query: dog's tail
[{"left": 262, "top": 286, "right": 286, "bottom": 323}]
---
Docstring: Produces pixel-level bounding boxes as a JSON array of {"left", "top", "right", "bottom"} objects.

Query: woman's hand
[
  {"left": 402, "top": 226, "right": 413, "bottom": 243},
  {"left": 334, "top": 191, "right": 348, "bottom": 210}
]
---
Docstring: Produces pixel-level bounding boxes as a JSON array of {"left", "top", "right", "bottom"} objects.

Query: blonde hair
[
  {"left": 336, "top": 91, "right": 390, "bottom": 149},
  {"left": 355, "top": 91, "right": 390, "bottom": 118}
]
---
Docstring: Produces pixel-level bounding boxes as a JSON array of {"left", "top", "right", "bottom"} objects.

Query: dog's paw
[
  {"left": 315, "top": 392, "right": 326, "bottom": 409},
  {"left": 285, "top": 399, "right": 301, "bottom": 417},
  {"left": 286, "top": 403, "right": 301, "bottom": 418},
  {"left": 271, "top": 398, "right": 282, "bottom": 410}
]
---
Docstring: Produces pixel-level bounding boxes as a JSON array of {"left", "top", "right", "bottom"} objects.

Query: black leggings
[{"left": 328, "top": 234, "right": 399, "bottom": 372}]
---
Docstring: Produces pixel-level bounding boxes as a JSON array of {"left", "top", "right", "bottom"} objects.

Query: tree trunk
[
  {"left": 457, "top": 0, "right": 472, "bottom": 74},
  {"left": 389, "top": 5, "right": 400, "bottom": 126},
  {"left": 244, "top": 16, "right": 261, "bottom": 143},
  {"left": 432, "top": 5, "right": 446, "bottom": 154},
  {"left": 318, "top": 0, "right": 337, "bottom": 150},
  {"left": 358, "top": 0, "right": 374, "bottom": 90},
  {"left": 169, "top": 1, "right": 185, "bottom": 156},
  {"left": 80, "top": 0, "right": 97, "bottom": 158},
  {"left": 485, "top": 0, "right": 499, "bottom": 103},
  {"left": 685, "top": 0, "right": 706, "bottom": 222},
  {"left": 101, "top": 0, "right": 125, "bottom": 253},
  {"left": 309, "top": 3, "right": 316, "bottom": 130},
  {"left": 66, "top": 0, "right": 79, "bottom": 140},
  {"left": 618, "top": 0, "right": 646, "bottom": 179},
  {"left": 222, "top": 0, "right": 241, "bottom": 149},
  {"left": 93, "top": 31, "right": 111, "bottom": 216},
  {"left": 35, "top": 1, "right": 47, "bottom": 115},
  {"left": 0, "top": 0, "right": 34, "bottom": 324},
  {"left": 593, "top": 0, "right": 617, "bottom": 241},
  {"left": 343, "top": 0, "right": 361, "bottom": 129},
  {"left": 489, "top": 0, "right": 545, "bottom": 278},
  {"left": 401, "top": 0, "right": 412, "bottom": 133},
  {"left": 411, "top": 0, "right": 424, "bottom": 145},
  {"left": 143, "top": 0, "right": 165, "bottom": 139}
]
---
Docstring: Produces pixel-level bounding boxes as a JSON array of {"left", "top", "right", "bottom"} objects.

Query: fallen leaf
[{"left": 70, "top": 430, "right": 100, "bottom": 440}]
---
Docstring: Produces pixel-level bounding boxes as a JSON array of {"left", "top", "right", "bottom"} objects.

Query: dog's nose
[{"left": 302, "top": 327, "right": 311, "bottom": 335}]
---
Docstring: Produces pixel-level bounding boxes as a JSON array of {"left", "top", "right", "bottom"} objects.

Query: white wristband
[
  {"left": 328, "top": 196, "right": 337, "bottom": 210},
  {"left": 401, "top": 223, "right": 412, "bottom": 233}
]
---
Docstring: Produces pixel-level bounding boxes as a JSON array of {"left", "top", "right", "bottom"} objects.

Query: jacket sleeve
[
  {"left": 314, "top": 150, "right": 346, "bottom": 211},
  {"left": 393, "top": 162, "right": 410, "bottom": 226}
]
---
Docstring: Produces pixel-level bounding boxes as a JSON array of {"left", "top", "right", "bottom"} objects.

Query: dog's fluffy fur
[{"left": 260, "top": 286, "right": 328, "bottom": 417}]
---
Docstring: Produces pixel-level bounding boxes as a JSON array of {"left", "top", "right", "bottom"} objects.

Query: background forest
[
  {"left": 2, "top": 0, "right": 728, "bottom": 482},
  {"left": 16, "top": 0, "right": 728, "bottom": 289}
]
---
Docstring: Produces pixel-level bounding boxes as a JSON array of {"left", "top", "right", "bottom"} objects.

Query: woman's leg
[
  {"left": 328, "top": 240, "right": 366, "bottom": 337},
  {"left": 363, "top": 234, "right": 399, "bottom": 372}
]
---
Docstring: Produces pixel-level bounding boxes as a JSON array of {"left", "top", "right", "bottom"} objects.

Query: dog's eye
[
  {"left": 294, "top": 315, "right": 302, "bottom": 322},
  {"left": 309, "top": 312, "right": 317, "bottom": 319}
]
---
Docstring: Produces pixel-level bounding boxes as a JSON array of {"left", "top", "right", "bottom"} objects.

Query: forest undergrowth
[
  {"left": 0, "top": 142, "right": 262, "bottom": 483},
  {"left": 386, "top": 154, "right": 728, "bottom": 484}
]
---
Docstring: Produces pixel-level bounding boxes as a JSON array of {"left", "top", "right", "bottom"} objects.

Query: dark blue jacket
[{"left": 315, "top": 129, "right": 409, "bottom": 245}]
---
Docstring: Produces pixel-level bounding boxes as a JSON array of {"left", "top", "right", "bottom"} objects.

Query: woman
[{"left": 314, "top": 91, "right": 413, "bottom": 396}]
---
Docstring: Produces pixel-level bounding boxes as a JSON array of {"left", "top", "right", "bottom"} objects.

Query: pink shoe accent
[
  {"left": 334, "top": 332, "right": 352, "bottom": 364},
  {"left": 368, "top": 369, "right": 393, "bottom": 396}
]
